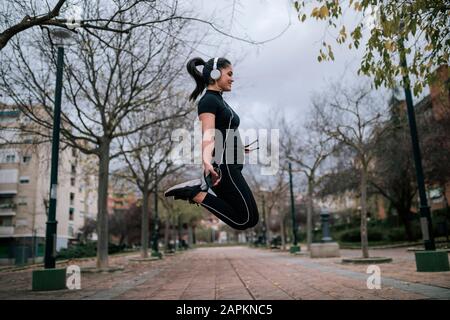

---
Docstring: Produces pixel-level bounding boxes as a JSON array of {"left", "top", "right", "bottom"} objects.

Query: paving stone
[{"left": 0, "top": 247, "right": 448, "bottom": 300}]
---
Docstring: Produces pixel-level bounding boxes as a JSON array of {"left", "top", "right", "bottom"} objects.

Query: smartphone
[
  {"left": 204, "top": 172, "right": 214, "bottom": 188},
  {"left": 204, "top": 167, "right": 221, "bottom": 188}
]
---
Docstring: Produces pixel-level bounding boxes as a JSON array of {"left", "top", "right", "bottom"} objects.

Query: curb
[
  {"left": 339, "top": 242, "right": 423, "bottom": 250},
  {"left": 81, "top": 266, "right": 125, "bottom": 273},
  {"left": 341, "top": 257, "right": 393, "bottom": 264},
  {"left": 0, "top": 250, "right": 140, "bottom": 273}
]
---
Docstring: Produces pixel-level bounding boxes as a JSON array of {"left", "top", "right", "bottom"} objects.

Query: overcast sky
[{"left": 182, "top": 0, "right": 373, "bottom": 130}]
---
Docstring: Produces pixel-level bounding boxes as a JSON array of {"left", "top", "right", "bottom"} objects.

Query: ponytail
[
  {"left": 186, "top": 57, "right": 206, "bottom": 102},
  {"left": 187, "top": 57, "right": 232, "bottom": 102}
]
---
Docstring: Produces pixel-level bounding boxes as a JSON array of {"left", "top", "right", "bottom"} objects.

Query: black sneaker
[{"left": 164, "top": 179, "right": 204, "bottom": 203}]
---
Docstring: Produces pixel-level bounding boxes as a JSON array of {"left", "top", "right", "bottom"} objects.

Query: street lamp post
[
  {"left": 32, "top": 28, "right": 72, "bottom": 290},
  {"left": 397, "top": 36, "right": 435, "bottom": 251},
  {"left": 261, "top": 193, "right": 267, "bottom": 246},
  {"left": 397, "top": 32, "right": 449, "bottom": 271},
  {"left": 288, "top": 163, "right": 300, "bottom": 253},
  {"left": 44, "top": 42, "right": 64, "bottom": 269},
  {"left": 151, "top": 166, "right": 161, "bottom": 258}
]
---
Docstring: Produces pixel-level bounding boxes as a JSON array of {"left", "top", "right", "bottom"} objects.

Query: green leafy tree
[{"left": 293, "top": 0, "right": 449, "bottom": 95}]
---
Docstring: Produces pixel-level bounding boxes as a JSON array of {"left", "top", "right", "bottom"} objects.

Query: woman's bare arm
[
  {"left": 199, "top": 112, "right": 215, "bottom": 166},
  {"left": 199, "top": 112, "right": 220, "bottom": 185}
]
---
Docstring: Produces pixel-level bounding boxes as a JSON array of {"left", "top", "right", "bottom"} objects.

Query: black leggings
[{"left": 200, "top": 163, "right": 259, "bottom": 230}]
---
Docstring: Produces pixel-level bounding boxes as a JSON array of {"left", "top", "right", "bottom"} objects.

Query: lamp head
[{"left": 49, "top": 28, "right": 73, "bottom": 47}]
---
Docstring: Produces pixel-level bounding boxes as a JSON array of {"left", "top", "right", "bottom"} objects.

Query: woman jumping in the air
[{"left": 164, "top": 57, "right": 259, "bottom": 230}]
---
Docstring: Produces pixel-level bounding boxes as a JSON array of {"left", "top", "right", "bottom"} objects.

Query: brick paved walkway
[{"left": 0, "top": 246, "right": 449, "bottom": 300}]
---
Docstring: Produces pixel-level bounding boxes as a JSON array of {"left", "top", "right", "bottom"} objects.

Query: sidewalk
[{"left": 0, "top": 246, "right": 448, "bottom": 300}]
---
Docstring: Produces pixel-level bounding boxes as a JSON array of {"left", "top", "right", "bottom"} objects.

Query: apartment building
[
  {"left": 107, "top": 187, "right": 137, "bottom": 216},
  {"left": 0, "top": 107, "right": 98, "bottom": 265}
]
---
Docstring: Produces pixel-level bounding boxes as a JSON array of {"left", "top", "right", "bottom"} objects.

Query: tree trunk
[
  {"left": 443, "top": 183, "right": 449, "bottom": 215},
  {"left": 96, "top": 139, "right": 111, "bottom": 269},
  {"left": 282, "top": 213, "right": 287, "bottom": 250},
  {"left": 140, "top": 183, "right": 150, "bottom": 258},
  {"left": 172, "top": 216, "right": 177, "bottom": 249},
  {"left": 177, "top": 215, "right": 182, "bottom": 248},
  {"left": 164, "top": 220, "right": 170, "bottom": 250},
  {"left": 192, "top": 226, "right": 196, "bottom": 244},
  {"left": 307, "top": 178, "right": 314, "bottom": 251},
  {"left": 188, "top": 225, "right": 194, "bottom": 246},
  {"left": 360, "top": 166, "right": 370, "bottom": 258},
  {"left": 397, "top": 206, "right": 414, "bottom": 241},
  {"left": 280, "top": 211, "right": 286, "bottom": 250}
]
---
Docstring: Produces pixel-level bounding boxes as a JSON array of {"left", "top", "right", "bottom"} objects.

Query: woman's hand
[{"left": 203, "top": 162, "right": 221, "bottom": 187}]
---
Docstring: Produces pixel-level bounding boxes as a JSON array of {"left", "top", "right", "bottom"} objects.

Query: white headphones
[
  {"left": 210, "top": 57, "right": 222, "bottom": 80},
  {"left": 207, "top": 57, "right": 233, "bottom": 166}
]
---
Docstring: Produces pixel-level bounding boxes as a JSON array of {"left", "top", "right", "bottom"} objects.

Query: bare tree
[
  {"left": 158, "top": 185, "right": 203, "bottom": 250},
  {"left": 313, "top": 82, "right": 388, "bottom": 258},
  {"left": 113, "top": 102, "right": 188, "bottom": 258},
  {"left": 0, "top": 0, "right": 289, "bottom": 51},
  {"left": 262, "top": 171, "right": 289, "bottom": 248},
  {"left": 0, "top": 0, "right": 163, "bottom": 51},
  {"left": 246, "top": 161, "right": 290, "bottom": 247},
  {"left": 279, "top": 109, "right": 334, "bottom": 251},
  {"left": 369, "top": 94, "right": 418, "bottom": 240},
  {"left": 0, "top": 2, "right": 195, "bottom": 268}
]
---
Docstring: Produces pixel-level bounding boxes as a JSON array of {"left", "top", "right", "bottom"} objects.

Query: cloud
[{"left": 188, "top": 0, "right": 368, "bottom": 129}]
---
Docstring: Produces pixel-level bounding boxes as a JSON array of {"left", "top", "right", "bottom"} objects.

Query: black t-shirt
[{"left": 198, "top": 90, "right": 244, "bottom": 165}]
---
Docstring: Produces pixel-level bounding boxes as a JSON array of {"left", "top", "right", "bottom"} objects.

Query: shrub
[
  {"left": 339, "top": 229, "right": 361, "bottom": 242},
  {"left": 432, "top": 208, "right": 450, "bottom": 221},
  {"left": 56, "top": 242, "right": 96, "bottom": 260},
  {"left": 386, "top": 227, "right": 409, "bottom": 242},
  {"left": 339, "top": 227, "right": 384, "bottom": 242},
  {"left": 56, "top": 241, "right": 126, "bottom": 260}
]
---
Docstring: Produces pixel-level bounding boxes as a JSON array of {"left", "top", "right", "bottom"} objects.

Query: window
[
  {"left": 69, "top": 207, "right": 74, "bottom": 221},
  {"left": 19, "top": 115, "right": 31, "bottom": 125},
  {"left": 68, "top": 225, "right": 74, "bottom": 237},
  {"left": 70, "top": 177, "right": 76, "bottom": 187},
  {"left": 17, "top": 197, "right": 27, "bottom": 206},
  {"left": 429, "top": 188, "right": 443, "bottom": 199},
  {"left": 0, "top": 201, "right": 15, "bottom": 209},
  {"left": 71, "top": 148, "right": 77, "bottom": 158},
  {"left": 19, "top": 176, "right": 30, "bottom": 184},
  {"left": 429, "top": 187, "right": 444, "bottom": 204},
  {"left": 0, "top": 110, "right": 20, "bottom": 124},
  {"left": 15, "top": 218, "right": 28, "bottom": 226},
  {"left": 22, "top": 156, "right": 32, "bottom": 164},
  {"left": 22, "top": 136, "right": 33, "bottom": 143},
  {"left": 0, "top": 216, "right": 13, "bottom": 227},
  {"left": 71, "top": 165, "right": 76, "bottom": 175},
  {"left": 5, "top": 155, "right": 15, "bottom": 163},
  {"left": 0, "top": 110, "right": 20, "bottom": 118},
  {"left": 424, "top": 108, "right": 433, "bottom": 119},
  {"left": 70, "top": 193, "right": 75, "bottom": 205},
  {"left": 0, "top": 169, "right": 18, "bottom": 183}
]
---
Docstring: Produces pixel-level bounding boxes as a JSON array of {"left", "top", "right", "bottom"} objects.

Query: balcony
[
  {"left": 0, "top": 208, "right": 16, "bottom": 216},
  {"left": 0, "top": 186, "right": 18, "bottom": 196},
  {"left": 0, "top": 226, "right": 14, "bottom": 237},
  {"left": 0, "top": 168, "right": 19, "bottom": 195}
]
